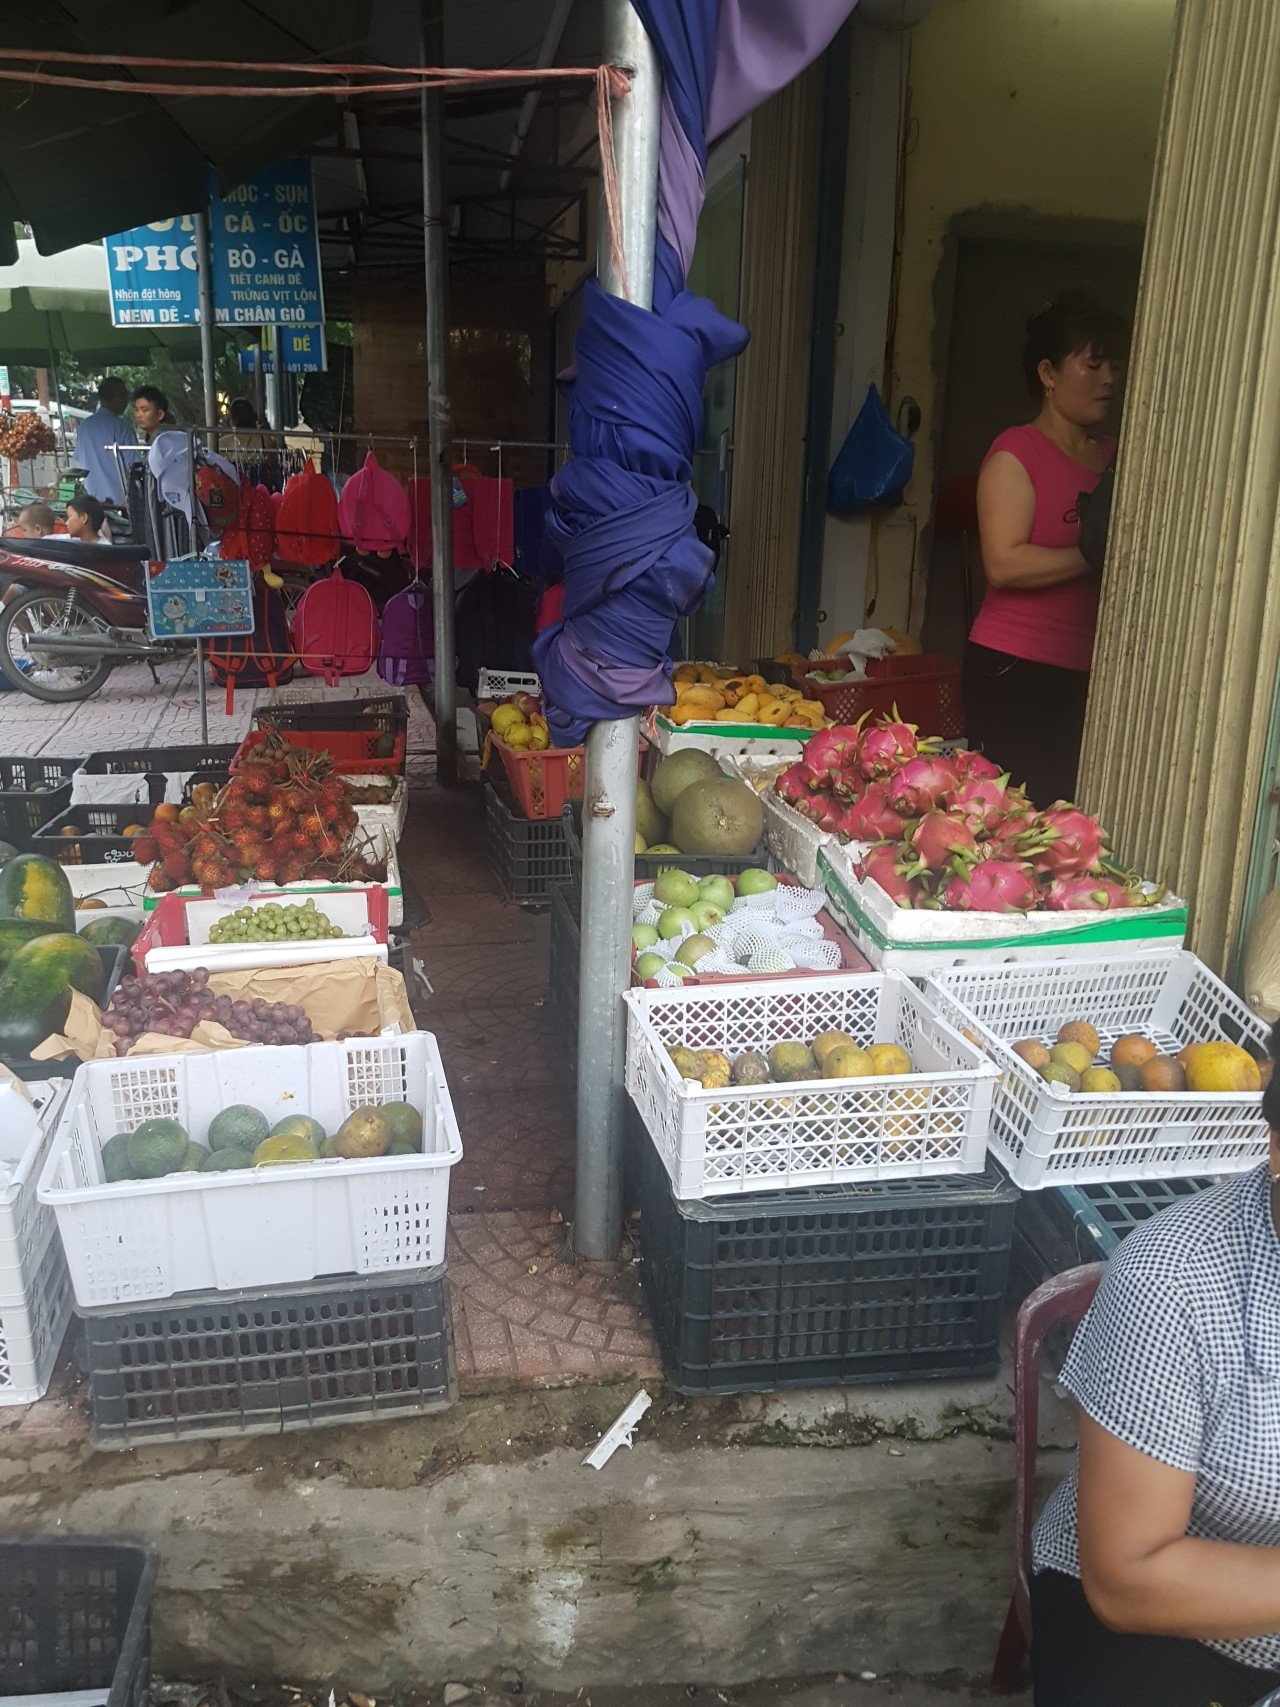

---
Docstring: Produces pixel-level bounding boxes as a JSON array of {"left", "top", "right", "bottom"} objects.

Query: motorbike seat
[{"left": 0, "top": 536, "right": 151, "bottom": 568}]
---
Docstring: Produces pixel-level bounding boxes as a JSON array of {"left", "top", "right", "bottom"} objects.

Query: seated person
[
  {"left": 64, "top": 491, "right": 108, "bottom": 544},
  {"left": 10, "top": 501, "right": 55, "bottom": 538}
]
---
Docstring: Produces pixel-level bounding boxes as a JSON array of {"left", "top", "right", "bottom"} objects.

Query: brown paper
[
  {"left": 29, "top": 957, "right": 414, "bottom": 1064},
  {"left": 0, "top": 1064, "right": 32, "bottom": 1101}
]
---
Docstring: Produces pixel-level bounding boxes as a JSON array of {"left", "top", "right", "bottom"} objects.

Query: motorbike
[{"left": 0, "top": 532, "right": 191, "bottom": 703}]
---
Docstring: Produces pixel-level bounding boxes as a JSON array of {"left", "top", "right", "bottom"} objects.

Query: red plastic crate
[
  {"left": 131, "top": 885, "right": 390, "bottom": 974},
  {"left": 802, "top": 654, "right": 964, "bottom": 738},
  {"left": 630, "top": 874, "right": 869, "bottom": 988},
  {"left": 491, "top": 733, "right": 646, "bottom": 821},
  {"left": 232, "top": 727, "right": 406, "bottom": 777}
]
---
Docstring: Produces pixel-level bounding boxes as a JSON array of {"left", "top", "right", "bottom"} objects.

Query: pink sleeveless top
[{"left": 968, "top": 424, "right": 1113, "bottom": 673}]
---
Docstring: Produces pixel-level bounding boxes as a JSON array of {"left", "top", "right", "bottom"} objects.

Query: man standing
[{"left": 72, "top": 376, "right": 136, "bottom": 503}]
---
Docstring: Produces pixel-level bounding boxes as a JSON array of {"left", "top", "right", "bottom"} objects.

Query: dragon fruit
[
  {"left": 776, "top": 763, "right": 819, "bottom": 808},
  {"left": 1031, "top": 802, "right": 1108, "bottom": 879},
  {"left": 904, "top": 809, "right": 978, "bottom": 875},
  {"left": 856, "top": 715, "right": 919, "bottom": 781},
  {"left": 942, "top": 858, "right": 1039, "bottom": 913},
  {"left": 800, "top": 724, "right": 865, "bottom": 788},
  {"left": 857, "top": 841, "right": 923, "bottom": 908},
  {"left": 886, "top": 755, "right": 961, "bottom": 818},
  {"left": 952, "top": 748, "right": 1003, "bottom": 781},
  {"left": 1042, "top": 876, "right": 1134, "bottom": 911},
  {"left": 836, "top": 784, "right": 905, "bottom": 844},
  {"left": 949, "top": 775, "right": 1019, "bottom": 836}
]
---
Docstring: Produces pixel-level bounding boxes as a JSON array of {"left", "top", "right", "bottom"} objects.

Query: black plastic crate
[
  {"left": 562, "top": 800, "right": 768, "bottom": 893},
  {"left": 0, "top": 756, "right": 79, "bottom": 848},
  {"left": 2, "top": 945, "right": 128, "bottom": 1084},
  {"left": 34, "top": 803, "right": 165, "bottom": 865},
  {"left": 77, "top": 1266, "right": 455, "bottom": 1449},
  {"left": 0, "top": 1535, "right": 157, "bottom": 1707},
  {"left": 79, "top": 745, "right": 238, "bottom": 806},
  {"left": 257, "top": 693, "right": 410, "bottom": 742},
  {"left": 634, "top": 1120, "right": 1018, "bottom": 1395},
  {"left": 1012, "top": 1176, "right": 1213, "bottom": 1300},
  {"left": 485, "top": 778, "right": 572, "bottom": 906},
  {"left": 548, "top": 881, "right": 580, "bottom": 1073}
]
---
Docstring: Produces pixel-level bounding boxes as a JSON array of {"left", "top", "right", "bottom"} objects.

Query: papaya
[
  {"left": 0, "top": 931, "right": 106, "bottom": 1057},
  {"left": 0, "top": 916, "right": 55, "bottom": 971},
  {"left": 78, "top": 916, "right": 141, "bottom": 953},
  {"left": 0, "top": 853, "right": 74, "bottom": 933}
]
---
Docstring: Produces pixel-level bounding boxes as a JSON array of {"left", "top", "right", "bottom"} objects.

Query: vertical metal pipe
[
  {"left": 574, "top": 2, "right": 662, "bottom": 1261},
  {"left": 421, "top": 0, "right": 458, "bottom": 785},
  {"left": 194, "top": 211, "right": 218, "bottom": 428}
]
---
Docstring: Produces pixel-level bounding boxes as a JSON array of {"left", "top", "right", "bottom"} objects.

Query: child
[{"left": 65, "top": 491, "right": 107, "bottom": 544}]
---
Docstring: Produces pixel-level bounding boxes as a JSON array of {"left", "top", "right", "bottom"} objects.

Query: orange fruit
[
  {"left": 122, "top": 824, "right": 145, "bottom": 837},
  {"left": 152, "top": 803, "right": 181, "bottom": 824},
  {"left": 1111, "top": 1034, "right": 1157, "bottom": 1069},
  {"left": 58, "top": 825, "right": 80, "bottom": 837},
  {"left": 1057, "top": 1021, "right": 1101, "bottom": 1058},
  {"left": 1184, "top": 1042, "right": 1261, "bottom": 1094},
  {"left": 1140, "top": 1056, "right": 1187, "bottom": 1093}
]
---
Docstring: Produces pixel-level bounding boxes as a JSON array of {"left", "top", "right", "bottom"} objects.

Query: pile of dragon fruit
[{"left": 775, "top": 716, "right": 1149, "bottom": 913}]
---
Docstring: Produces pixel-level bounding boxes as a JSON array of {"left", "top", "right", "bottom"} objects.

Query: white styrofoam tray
[
  {"left": 348, "top": 772, "right": 408, "bottom": 842},
  {"left": 926, "top": 951, "right": 1270, "bottom": 1188},
  {"left": 820, "top": 843, "right": 1189, "bottom": 973},
  {"left": 39, "top": 1032, "right": 462, "bottom": 1307},
  {"left": 139, "top": 888, "right": 388, "bottom": 974},
  {"left": 623, "top": 970, "right": 997, "bottom": 1199}
]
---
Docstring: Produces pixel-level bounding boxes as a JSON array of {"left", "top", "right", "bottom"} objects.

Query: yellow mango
[
  {"left": 743, "top": 674, "right": 768, "bottom": 693},
  {"left": 784, "top": 715, "right": 810, "bottom": 728},
  {"left": 734, "top": 693, "right": 760, "bottom": 718},
  {"left": 674, "top": 664, "right": 698, "bottom": 683},
  {"left": 713, "top": 705, "right": 745, "bottom": 721},
  {"left": 758, "top": 702, "right": 790, "bottom": 726}
]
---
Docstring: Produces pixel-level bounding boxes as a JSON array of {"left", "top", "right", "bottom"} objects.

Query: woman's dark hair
[
  {"left": 228, "top": 397, "right": 259, "bottom": 429},
  {"left": 1262, "top": 1021, "right": 1280, "bottom": 1130},
  {"left": 1023, "top": 289, "right": 1129, "bottom": 398},
  {"left": 132, "top": 384, "right": 170, "bottom": 419},
  {"left": 68, "top": 491, "right": 105, "bottom": 532}
]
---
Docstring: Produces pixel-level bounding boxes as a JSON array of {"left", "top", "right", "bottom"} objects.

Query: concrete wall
[
  {"left": 838, "top": 0, "right": 1175, "bottom": 635},
  {"left": 0, "top": 1378, "right": 1072, "bottom": 1691}
]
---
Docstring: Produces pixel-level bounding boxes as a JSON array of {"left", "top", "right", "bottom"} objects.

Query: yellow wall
[{"left": 877, "top": 0, "right": 1176, "bottom": 629}]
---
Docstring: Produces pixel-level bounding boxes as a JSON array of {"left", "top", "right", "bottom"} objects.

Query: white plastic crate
[
  {"left": 623, "top": 970, "right": 996, "bottom": 1200},
  {"left": 820, "top": 844, "right": 1189, "bottom": 973},
  {"left": 926, "top": 951, "right": 1271, "bottom": 1188},
  {"left": 0, "top": 1225, "right": 73, "bottom": 1405},
  {"left": 477, "top": 667, "right": 541, "bottom": 701},
  {"left": 38, "top": 1032, "right": 463, "bottom": 1307},
  {"left": 0, "top": 1079, "right": 70, "bottom": 1302}
]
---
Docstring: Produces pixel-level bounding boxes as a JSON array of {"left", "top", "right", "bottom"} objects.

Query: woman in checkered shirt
[{"left": 1030, "top": 1041, "right": 1280, "bottom": 1706}]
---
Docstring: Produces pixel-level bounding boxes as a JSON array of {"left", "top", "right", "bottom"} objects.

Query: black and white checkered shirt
[{"left": 1033, "top": 1162, "right": 1280, "bottom": 1674}]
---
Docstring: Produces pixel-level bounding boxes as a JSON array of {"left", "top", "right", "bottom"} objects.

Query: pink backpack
[
  {"left": 338, "top": 451, "right": 410, "bottom": 553},
  {"left": 378, "top": 578, "right": 433, "bottom": 686},
  {"left": 291, "top": 565, "right": 380, "bottom": 686}
]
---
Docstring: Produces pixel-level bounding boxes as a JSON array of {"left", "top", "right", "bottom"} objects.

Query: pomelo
[
  {"left": 635, "top": 778, "right": 668, "bottom": 849},
  {"left": 651, "top": 748, "right": 721, "bottom": 816},
  {"left": 670, "top": 776, "right": 764, "bottom": 857}
]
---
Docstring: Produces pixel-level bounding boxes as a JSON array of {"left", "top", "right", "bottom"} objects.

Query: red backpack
[
  {"left": 291, "top": 565, "right": 380, "bottom": 687},
  {"left": 196, "top": 461, "right": 241, "bottom": 528},
  {"left": 207, "top": 580, "right": 297, "bottom": 712}
]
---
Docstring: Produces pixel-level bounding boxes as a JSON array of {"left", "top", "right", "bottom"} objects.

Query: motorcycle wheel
[{"left": 0, "top": 588, "right": 117, "bottom": 702}]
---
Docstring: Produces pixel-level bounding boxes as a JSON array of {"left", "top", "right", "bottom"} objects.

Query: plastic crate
[
  {"left": 0, "top": 756, "right": 78, "bottom": 847},
  {"left": 562, "top": 800, "right": 769, "bottom": 892},
  {"left": 0, "top": 1536, "right": 157, "bottom": 1707},
  {"left": 34, "top": 803, "right": 165, "bottom": 866},
  {"left": 0, "top": 1079, "right": 69, "bottom": 1299},
  {"left": 0, "top": 1224, "right": 73, "bottom": 1404},
  {"left": 548, "top": 882, "right": 580, "bottom": 1074},
  {"left": 926, "top": 951, "right": 1271, "bottom": 1189},
  {"left": 232, "top": 726, "right": 406, "bottom": 777},
  {"left": 624, "top": 970, "right": 997, "bottom": 1200},
  {"left": 819, "top": 843, "right": 1189, "bottom": 974},
  {"left": 77, "top": 745, "right": 238, "bottom": 806},
  {"left": 1, "top": 946, "right": 127, "bottom": 1085},
  {"left": 256, "top": 692, "right": 409, "bottom": 741},
  {"left": 38, "top": 1032, "right": 462, "bottom": 1307},
  {"left": 477, "top": 667, "right": 541, "bottom": 701},
  {"left": 132, "top": 885, "right": 390, "bottom": 975},
  {"left": 76, "top": 1265, "right": 455, "bottom": 1449},
  {"left": 1013, "top": 1175, "right": 1213, "bottom": 1295},
  {"left": 801, "top": 654, "right": 965, "bottom": 739},
  {"left": 633, "top": 1115, "right": 1016, "bottom": 1394},
  {"left": 484, "top": 779, "right": 572, "bottom": 906},
  {"left": 490, "top": 734, "right": 585, "bottom": 820}
]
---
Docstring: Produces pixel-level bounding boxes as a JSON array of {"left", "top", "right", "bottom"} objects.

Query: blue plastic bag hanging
[{"left": 827, "top": 384, "right": 915, "bottom": 514}]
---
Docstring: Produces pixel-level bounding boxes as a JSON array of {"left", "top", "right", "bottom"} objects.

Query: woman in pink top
[{"left": 964, "top": 289, "right": 1128, "bottom": 806}]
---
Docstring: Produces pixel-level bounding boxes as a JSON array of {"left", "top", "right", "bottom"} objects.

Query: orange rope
[{"left": 595, "top": 65, "right": 631, "bottom": 303}]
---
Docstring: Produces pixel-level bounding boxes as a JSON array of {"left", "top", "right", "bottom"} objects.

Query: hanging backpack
[
  {"left": 378, "top": 577, "right": 434, "bottom": 686},
  {"left": 337, "top": 451, "right": 410, "bottom": 553},
  {"left": 207, "top": 580, "right": 296, "bottom": 711},
  {"left": 243, "top": 484, "right": 277, "bottom": 571},
  {"left": 196, "top": 461, "right": 241, "bottom": 529},
  {"left": 276, "top": 463, "right": 341, "bottom": 566},
  {"left": 291, "top": 564, "right": 380, "bottom": 687},
  {"left": 454, "top": 563, "right": 536, "bottom": 694}
]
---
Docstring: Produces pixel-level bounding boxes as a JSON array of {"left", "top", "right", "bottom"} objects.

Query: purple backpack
[{"left": 377, "top": 578, "right": 434, "bottom": 685}]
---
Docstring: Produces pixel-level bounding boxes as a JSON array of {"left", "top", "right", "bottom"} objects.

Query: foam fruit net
[{"left": 633, "top": 882, "right": 842, "bottom": 987}]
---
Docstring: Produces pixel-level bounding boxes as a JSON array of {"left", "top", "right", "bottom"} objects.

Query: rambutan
[
  {"left": 161, "top": 850, "right": 189, "bottom": 879},
  {"left": 132, "top": 835, "right": 157, "bottom": 864}
]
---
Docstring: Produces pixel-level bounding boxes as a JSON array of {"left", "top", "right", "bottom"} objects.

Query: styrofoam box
[
  {"left": 646, "top": 712, "right": 812, "bottom": 765},
  {"left": 820, "top": 844, "right": 1189, "bottom": 974},
  {"left": 39, "top": 1033, "right": 463, "bottom": 1307},
  {"left": 926, "top": 951, "right": 1270, "bottom": 1189},
  {"left": 623, "top": 970, "right": 997, "bottom": 1200},
  {"left": 139, "top": 888, "right": 388, "bottom": 974},
  {"left": 348, "top": 772, "right": 408, "bottom": 842},
  {"left": 148, "top": 829, "right": 405, "bottom": 927},
  {"left": 64, "top": 863, "right": 150, "bottom": 911}
]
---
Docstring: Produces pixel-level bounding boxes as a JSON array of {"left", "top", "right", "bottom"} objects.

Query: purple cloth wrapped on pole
[{"left": 533, "top": 0, "right": 857, "bottom": 741}]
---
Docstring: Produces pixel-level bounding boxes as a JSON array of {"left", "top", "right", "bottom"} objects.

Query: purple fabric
[
  {"left": 655, "top": 88, "right": 706, "bottom": 286},
  {"left": 708, "top": 0, "right": 857, "bottom": 136}
]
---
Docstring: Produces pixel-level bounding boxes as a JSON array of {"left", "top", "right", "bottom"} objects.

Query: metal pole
[
  {"left": 574, "top": 2, "right": 661, "bottom": 1261},
  {"left": 194, "top": 211, "right": 218, "bottom": 428},
  {"left": 421, "top": 0, "right": 458, "bottom": 785}
]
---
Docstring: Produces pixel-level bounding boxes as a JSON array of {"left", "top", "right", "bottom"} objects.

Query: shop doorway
[{"left": 920, "top": 218, "right": 1144, "bottom": 658}]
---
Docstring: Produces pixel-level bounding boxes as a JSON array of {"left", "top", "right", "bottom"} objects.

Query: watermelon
[
  {"left": 0, "top": 931, "right": 106, "bottom": 1057},
  {"left": 78, "top": 916, "right": 141, "bottom": 952},
  {"left": 0, "top": 853, "right": 74, "bottom": 932}
]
